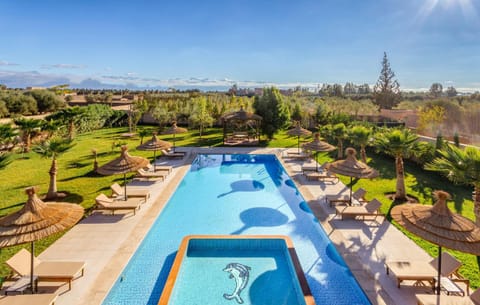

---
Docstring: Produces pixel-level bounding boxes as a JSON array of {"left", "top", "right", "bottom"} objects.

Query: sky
[{"left": 0, "top": 0, "right": 479, "bottom": 91}]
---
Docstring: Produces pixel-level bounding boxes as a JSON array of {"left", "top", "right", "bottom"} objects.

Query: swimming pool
[
  {"left": 102, "top": 154, "right": 371, "bottom": 305},
  {"left": 159, "top": 235, "right": 313, "bottom": 305}
]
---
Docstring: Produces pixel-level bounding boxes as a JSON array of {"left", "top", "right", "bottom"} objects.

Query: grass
[{"left": 0, "top": 126, "right": 478, "bottom": 289}]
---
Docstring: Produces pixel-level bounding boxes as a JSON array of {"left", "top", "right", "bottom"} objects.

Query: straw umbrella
[
  {"left": 136, "top": 133, "right": 172, "bottom": 171},
  {"left": 0, "top": 186, "right": 84, "bottom": 293},
  {"left": 327, "top": 147, "right": 379, "bottom": 204},
  {"left": 161, "top": 121, "right": 187, "bottom": 152},
  {"left": 97, "top": 145, "right": 149, "bottom": 200},
  {"left": 287, "top": 121, "right": 312, "bottom": 154},
  {"left": 302, "top": 133, "right": 335, "bottom": 171},
  {"left": 391, "top": 190, "right": 480, "bottom": 295}
]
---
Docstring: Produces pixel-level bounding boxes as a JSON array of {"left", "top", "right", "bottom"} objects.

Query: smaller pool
[{"left": 158, "top": 235, "right": 315, "bottom": 305}]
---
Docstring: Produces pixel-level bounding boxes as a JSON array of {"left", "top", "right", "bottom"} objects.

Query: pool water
[
  {"left": 163, "top": 237, "right": 308, "bottom": 305},
  {"left": 102, "top": 154, "right": 371, "bottom": 305}
]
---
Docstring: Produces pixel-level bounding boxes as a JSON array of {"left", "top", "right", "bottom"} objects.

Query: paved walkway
[{"left": 5, "top": 147, "right": 447, "bottom": 305}]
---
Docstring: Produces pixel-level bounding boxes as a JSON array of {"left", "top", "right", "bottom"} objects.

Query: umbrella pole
[
  {"left": 437, "top": 246, "right": 442, "bottom": 295},
  {"left": 315, "top": 152, "right": 319, "bottom": 172},
  {"left": 30, "top": 242, "right": 35, "bottom": 293},
  {"left": 350, "top": 176, "right": 353, "bottom": 205},
  {"left": 153, "top": 150, "right": 156, "bottom": 172},
  {"left": 124, "top": 173, "right": 128, "bottom": 201},
  {"left": 297, "top": 135, "right": 300, "bottom": 154},
  {"left": 173, "top": 133, "right": 176, "bottom": 152}
]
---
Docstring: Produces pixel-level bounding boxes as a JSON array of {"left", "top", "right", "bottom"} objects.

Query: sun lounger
[
  {"left": 305, "top": 171, "right": 339, "bottom": 183},
  {"left": 284, "top": 152, "right": 311, "bottom": 160},
  {"left": 301, "top": 162, "right": 329, "bottom": 175},
  {"left": 385, "top": 261, "right": 437, "bottom": 290},
  {"left": 160, "top": 149, "right": 185, "bottom": 159},
  {"left": 136, "top": 168, "right": 167, "bottom": 181},
  {"left": 326, "top": 188, "right": 368, "bottom": 207},
  {"left": 335, "top": 198, "right": 383, "bottom": 220},
  {"left": 416, "top": 287, "right": 480, "bottom": 305},
  {"left": 145, "top": 163, "right": 173, "bottom": 174},
  {"left": 110, "top": 183, "right": 150, "bottom": 200},
  {"left": 385, "top": 252, "right": 469, "bottom": 294},
  {"left": 0, "top": 293, "right": 58, "bottom": 305},
  {"left": 94, "top": 193, "right": 144, "bottom": 216},
  {"left": 6, "top": 248, "right": 85, "bottom": 291}
]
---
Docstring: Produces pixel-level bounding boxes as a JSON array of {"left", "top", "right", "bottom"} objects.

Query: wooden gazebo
[{"left": 221, "top": 107, "right": 262, "bottom": 145}]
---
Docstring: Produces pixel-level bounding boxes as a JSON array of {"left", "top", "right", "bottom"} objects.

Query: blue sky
[{"left": 0, "top": 0, "right": 479, "bottom": 91}]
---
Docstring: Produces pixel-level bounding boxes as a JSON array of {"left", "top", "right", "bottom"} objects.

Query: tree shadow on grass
[
  {"left": 367, "top": 152, "right": 395, "bottom": 180},
  {"left": 66, "top": 161, "right": 90, "bottom": 169},
  {"left": 406, "top": 159, "right": 472, "bottom": 214}
]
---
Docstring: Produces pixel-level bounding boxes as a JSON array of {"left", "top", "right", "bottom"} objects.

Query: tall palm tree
[
  {"left": 332, "top": 123, "right": 347, "bottom": 159},
  {"left": 426, "top": 144, "right": 480, "bottom": 225},
  {"left": 33, "top": 138, "right": 75, "bottom": 199},
  {"left": 375, "top": 128, "right": 418, "bottom": 200},
  {"left": 348, "top": 125, "right": 372, "bottom": 163},
  {"left": 13, "top": 118, "right": 43, "bottom": 152}
]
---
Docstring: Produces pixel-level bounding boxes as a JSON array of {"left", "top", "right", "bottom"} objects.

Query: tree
[
  {"left": 47, "top": 107, "right": 86, "bottom": 141},
  {"left": 138, "top": 128, "right": 149, "bottom": 144},
  {"left": 26, "top": 90, "right": 65, "bottom": 113},
  {"left": 446, "top": 86, "right": 458, "bottom": 97},
  {"left": 348, "top": 125, "right": 372, "bottom": 163},
  {"left": 0, "top": 123, "right": 18, "bottom": 151},
  {"left": 332, "top": 123, "right": 347, "bottom": 159},
  {"left": 291, "top": 102, "right": 302, "bottom": 122},
  {"left": 429, "top": 83, "right": 443, "bottom": 98},
  {"left": 374, "top": 128, "right": 418, "bottom": 200},
  {"left": 373, "top": 52, "right": 401, "bottom": 109},
  {"left": 13, "top": 118, "right": 43, "bottom": 152},
  {"left": 253, "top": 87, "right": 290, "bottom": 140},
  {"left": 0, "top": 152, "right": 11, "bottom": 169},
  {"left": 425, "top": 144, "right": 480, "bottom": 225},
  {"left": 189, "top": 97, "right": 214, "bottom": 140},
  {"left": 33, "top": 138, "right": 75, "bottom": 199}
]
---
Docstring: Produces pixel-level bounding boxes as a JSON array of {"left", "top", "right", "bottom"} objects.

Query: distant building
[{"left": 26, "top": 86, "right": 45, "bottom": 90}]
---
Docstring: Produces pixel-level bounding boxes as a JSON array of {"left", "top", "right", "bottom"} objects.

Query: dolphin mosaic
[{"left": 223, "top": 262, "right": 251, "bottom": 304}]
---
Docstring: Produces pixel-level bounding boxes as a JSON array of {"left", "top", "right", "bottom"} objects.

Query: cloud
[
  {"left": 1, "top": 69, "right": 479, "bottom": 92},
  {"left": 40, "top": 64, "right": 87, "bottom": 69},
  {"left": 0, "top": 60, "right": 19, "bottom": 66}
]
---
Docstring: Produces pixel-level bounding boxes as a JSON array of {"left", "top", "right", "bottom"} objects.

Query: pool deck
[{"left": 4, "top": 147, "right": 452, "bottom": 305}]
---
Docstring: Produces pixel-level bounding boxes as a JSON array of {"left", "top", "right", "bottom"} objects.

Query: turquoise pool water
[
  {"left": 102, "top": 154, "right": 371, "bottom": 305},
  {"left": 164, "top": 237, "right": 307, "bottom": 305}
]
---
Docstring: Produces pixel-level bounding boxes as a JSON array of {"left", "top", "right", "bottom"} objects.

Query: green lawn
[{"left": 0, "top": 126, "right": 478, "bottom": 289}]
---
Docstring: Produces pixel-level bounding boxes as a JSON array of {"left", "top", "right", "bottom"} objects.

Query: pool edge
[{"left": 157, "top": 235, "right": 316, "bottom": 305}]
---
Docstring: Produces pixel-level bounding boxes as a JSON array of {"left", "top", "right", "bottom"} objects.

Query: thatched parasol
[
  {"left": 136, "top": 133, "right": 172, "bottom": 171},
  {"left": 0, "top": 186, "right": 84, "bottom": 292},
  {"left": 287, "top": 122, "right": 312, "bottom": 153},
  {"left": 391, "top": 190, "right": 480, "bottom": 295},
  {"left": 327, "top": 147, "right": 379, "bottom": 203},
  {"left": 161, "top": 122, "right": 187, "bottom": 152},
  {"left": 302, "top": 133, "right": 335, "bottom": 171},
  {"left": 97, "top": 145, "right": 149, "bottom": 200}
]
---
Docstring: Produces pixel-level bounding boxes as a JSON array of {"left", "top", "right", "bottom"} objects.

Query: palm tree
[
  {"left": 138, "top": 129, "right": 149, "bottom": 145},
  {"left": 374, "top": 128, "right": 418, "bottom": 201},
  {"left": 348, "top": 125, "right": 372, "bottom": 163},
  {"left": 47, "top": 107, "right": 86, "bottom": 141},
  {"left": 0, "top": 123, "right": 18, "bottom": 151},
  {"left": 0, "top": 152, "right": 11, "bottom": 169},
  {"left": 425, "top": 144, "right": 480, "bottom": 225},
  {"left": 33, "top": 138, "right": 75, "bottom": 199},
  {"left": 332, "top": 123, "right": 347, "bottom": 159},
  {"left": 13, "top": 118, "right": 43, "bottom": 152}
]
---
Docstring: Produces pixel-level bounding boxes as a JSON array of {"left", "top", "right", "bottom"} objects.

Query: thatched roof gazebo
[{"left": 221, "top": 107, "right": 262, "bottom": 145}]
